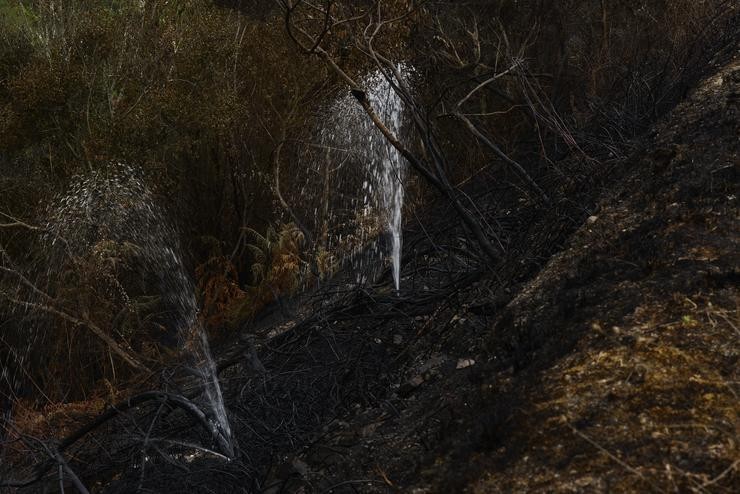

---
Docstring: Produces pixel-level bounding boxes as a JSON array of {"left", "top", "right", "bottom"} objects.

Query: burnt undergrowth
[
  {"left": 4, "top": 62, "right": 737, "bottom": 486},
  {"left": 1, "top": 4, "right": 738, "bottom": 493},
  {"left": 1, "top": 141, "right": 590, "bottom": 492},
  {"left": 0, "top": 135, "right": 641, "bottom": 492}
]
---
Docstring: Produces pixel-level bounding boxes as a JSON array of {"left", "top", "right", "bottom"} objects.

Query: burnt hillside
[{"left": 1, "top": 2, "right": 737, "bottom": 493}]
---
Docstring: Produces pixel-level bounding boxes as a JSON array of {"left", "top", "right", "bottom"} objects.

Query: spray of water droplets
[
  {"left": 37, "top": 163, "right": 233, "bottom": 455},
  {"left": 317, "top": 65, "right": 409, "bottom": 290}
]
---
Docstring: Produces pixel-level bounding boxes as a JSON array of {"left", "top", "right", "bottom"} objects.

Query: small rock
[
  {"left": 291, "top": 457, "right": 309, "bottom": 477},
  {"left": 587, "top": 215, "right": 598, "bottom": 224},
  {"left": 456, "top": 358, "right": 476, "bottom": 369},
  {"left": 409, "top": 375, "right": 425, "bottom": 387},
  {"left": 398, "top": 375, "right": 425, "bottom": 397}
]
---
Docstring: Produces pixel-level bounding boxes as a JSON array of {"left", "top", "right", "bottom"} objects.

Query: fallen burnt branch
[
  {"left": 59, "top": 392, "right": 233, "bottom": 458},
  {"left": 0, "top": 430, "right": 90, "bottom": 493},
  {"left": 1, "top": 391, "right": 232, "bottom": 491}
]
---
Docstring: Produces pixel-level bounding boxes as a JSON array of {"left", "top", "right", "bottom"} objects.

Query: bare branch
[
  {"left": 0, "top": 291, "right": 150, "bottom": 373},
  {"left": 0, "top": 392, "right": 232, "bottom": 489},
  {"left": 0, "top": 211, "right": 40, "bottom": 230},
  {"left": 273, "top": 136, "right": 316, "bottom": 248},
  {"left": 454, "top": 111, "right": 550, "bottom": 203},
  {"left": 455, "top": 61, "right": 522, "bottom": 109}
]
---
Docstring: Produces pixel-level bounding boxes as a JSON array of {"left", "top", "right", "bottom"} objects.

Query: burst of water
[
  {"left": 319, "top": 65, "right": 409, "bottom": 290},
  {"left": 39, "top": 163, "right": 233, "bottom": 456}
]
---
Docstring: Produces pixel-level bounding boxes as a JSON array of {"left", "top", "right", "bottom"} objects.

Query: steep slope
[
  {"left": 464, "top": 50, "right": 739, "bottom": 493},
  {"left": 286, "top": 51, "right": 739, "bottom": 493}
]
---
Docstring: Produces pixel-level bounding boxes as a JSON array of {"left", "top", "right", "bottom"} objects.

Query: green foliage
[{"left": 0, "top": 0, "right": 25, "bottom": 27}]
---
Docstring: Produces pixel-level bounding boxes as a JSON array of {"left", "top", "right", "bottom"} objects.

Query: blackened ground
[
  {"left": 301, "top": 52, "right": 739, "bottom": 493},
  {"left": 5, "top": 44, "right": 737, "bottom": 494},
  {"left": 242, "top": 50, "right": 739, "bottom": 492}
]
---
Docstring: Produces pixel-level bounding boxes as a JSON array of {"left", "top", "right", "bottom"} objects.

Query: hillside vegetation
[{"left": 0, "top": 1, "right": 737, "bottom": 492}]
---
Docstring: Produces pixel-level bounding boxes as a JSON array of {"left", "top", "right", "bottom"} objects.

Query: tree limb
[
  {"left": 0, "top": 292, "right": 150, "bottom": 373},
  {"left": 0, "top": 391, "right": 234, "bottom": 489}
]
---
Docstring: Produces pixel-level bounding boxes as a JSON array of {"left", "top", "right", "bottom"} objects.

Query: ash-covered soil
[{"left": 255, "top": 51, "right": 739, "bottom": 493}]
